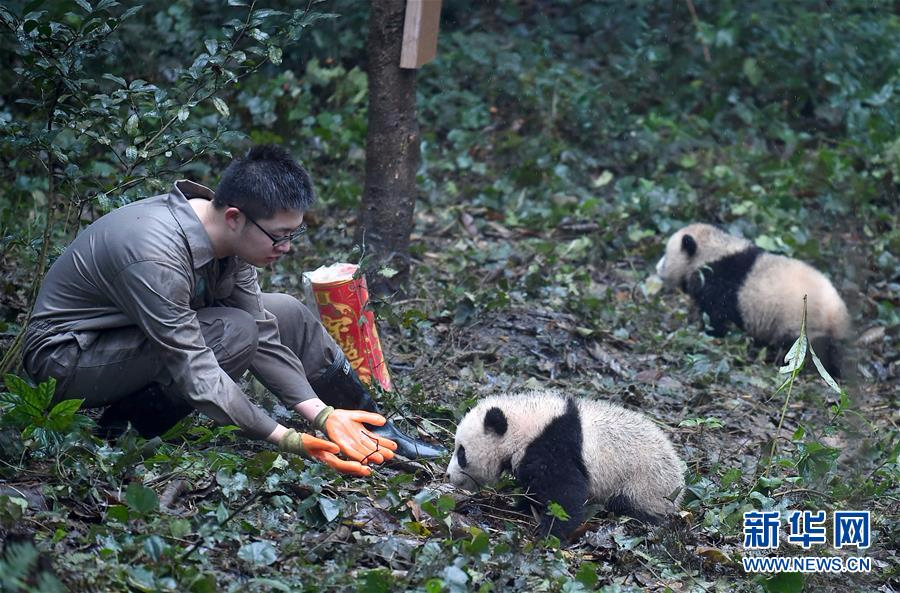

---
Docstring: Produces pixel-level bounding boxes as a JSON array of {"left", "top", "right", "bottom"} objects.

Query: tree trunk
[{"left": 357, "top": 0, "right": 419, "bottom": 297}]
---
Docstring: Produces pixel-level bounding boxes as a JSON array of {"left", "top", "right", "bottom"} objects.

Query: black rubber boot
[
  {"left": 310, "top": 354, "right": 447, "bottom": 460},
  {"left": 97, "top": 383, "right": 194, "bottom": 440}
]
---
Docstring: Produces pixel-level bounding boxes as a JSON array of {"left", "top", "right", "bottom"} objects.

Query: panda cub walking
[
  {"left": 656, "top": 223, "right": 851, "bottom": 378},
  {"left": 446, "top": 389, "right": 685, "bottom": 539}
]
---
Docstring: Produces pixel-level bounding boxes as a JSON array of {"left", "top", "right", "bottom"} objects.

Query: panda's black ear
[
  {"left": 484, "top": 407, "right": 508, "bottom": 436},
  {"left": 681, "top": 234, "right": 697, "bottom": 258}
]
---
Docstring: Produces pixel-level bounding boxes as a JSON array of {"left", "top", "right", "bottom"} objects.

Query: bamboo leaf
[{"left": 809, "top": 345, "right": 842, "bottom": 394}]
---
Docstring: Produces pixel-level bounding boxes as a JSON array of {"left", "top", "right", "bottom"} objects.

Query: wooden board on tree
[{"left": 400, "top": 0, "right": 442, "bottom": 68}]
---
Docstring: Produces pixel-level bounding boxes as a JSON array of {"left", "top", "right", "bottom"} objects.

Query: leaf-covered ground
[
  {"left": 2, "top": 1, "right": 899, "bottom": 592},
  {"left": 4, "top": 211, "right": 896, "bottom": 592}
]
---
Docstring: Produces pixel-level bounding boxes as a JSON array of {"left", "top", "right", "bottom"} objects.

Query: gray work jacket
[{"left": 24, "top": 180, "right": 318, "bottom": 439}]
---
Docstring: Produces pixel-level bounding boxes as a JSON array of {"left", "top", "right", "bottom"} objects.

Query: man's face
[{"left": 236, "top": 208, "right": 306, "bottom": 267}]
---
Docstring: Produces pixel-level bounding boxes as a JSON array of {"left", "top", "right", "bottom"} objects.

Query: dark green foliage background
[{"left": 0, "top": 1, "right": 897, "bottom": 592}]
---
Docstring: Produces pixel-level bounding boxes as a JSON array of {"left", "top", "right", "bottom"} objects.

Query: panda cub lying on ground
[
  {"left": 656, "top": 223, "right": 851, "bottom": 378},
  {"left": 446, "top": 389, "right": 685, "bottom": 539}
]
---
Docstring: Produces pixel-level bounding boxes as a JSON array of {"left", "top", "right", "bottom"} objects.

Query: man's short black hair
[{"left": 214, "top": 145, "right": 316, "bottom": 219}]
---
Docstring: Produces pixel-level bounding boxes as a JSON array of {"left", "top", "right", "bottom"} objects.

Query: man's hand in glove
[
  {"left": 314, "top": 407, "right": 399, "bottom": 464},
  {"left": 279, "top": 428, "right": 372, "bottom": 477}
]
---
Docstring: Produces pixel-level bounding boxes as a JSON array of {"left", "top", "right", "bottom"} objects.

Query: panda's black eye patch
[
  {"left": 456, "top": 445, "right": 467, "bottom": 468},
  {"left": 484, "top": 407, "right": 508, "bottom": 436},
  {"left": 681, "top": 234, "right": 697, "bottom": 258}
]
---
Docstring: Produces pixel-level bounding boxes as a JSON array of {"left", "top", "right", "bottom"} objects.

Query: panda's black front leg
[
  {"left": 515, "top": 449, "right": 590, "bottom": 539},
  {"left": 692, "top": 291, "right": 729, "bottom": 337},
  {"left": 688, "top": 272, "right": 739, "bottom": 338},
  {"left": 704, "top": 309, "right": 731, "bottom": 337}
]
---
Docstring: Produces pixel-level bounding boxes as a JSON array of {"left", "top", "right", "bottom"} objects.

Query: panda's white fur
[
  {"left": 656, "top": 223, "right": 851, "bottom": 376},
  {"left": 446, "top": 389, "right": 685, "bottom": 538}
]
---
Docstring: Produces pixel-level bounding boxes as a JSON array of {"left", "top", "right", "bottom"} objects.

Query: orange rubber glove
[
  {"left": 314, "top": 406, "right": 398, "bottom": 465},
  {"left": 279, "top": 429, "right": 372, "bottom": 477}
]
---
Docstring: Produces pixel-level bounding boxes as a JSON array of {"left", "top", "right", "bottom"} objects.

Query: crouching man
[{"left": 23, "top": 145, "right": 444, "bottom": 476}]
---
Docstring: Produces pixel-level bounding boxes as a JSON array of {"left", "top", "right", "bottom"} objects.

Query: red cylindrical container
[{"left": 305, "top": 263, "right": 393, "bottom": 391}]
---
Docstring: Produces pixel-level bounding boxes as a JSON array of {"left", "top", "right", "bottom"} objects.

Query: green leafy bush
[{"left": 0, "top": 375, "right": 89, "bottom": 449}]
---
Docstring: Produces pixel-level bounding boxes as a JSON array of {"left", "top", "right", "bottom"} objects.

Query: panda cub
[
  {"left": 656, "top": 223, "right": 851, "bottom": 378},
  {"left": 446, "top": 389, "right": 685, "bottom": 539}
]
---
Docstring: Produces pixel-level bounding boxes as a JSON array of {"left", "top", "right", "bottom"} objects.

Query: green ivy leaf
[
  {"left": 126, "top": 566, "right": 155, "bottom": 590},
  {"left": 244, "top": 579, "right": 291, "bottom": 592},
  {"left": 762, "top": 571, "right": 805, "bottom": 593},
  {"left": 461, "top": 530, "right": 489, "bottom": 556},
  {"left": 547, "top": 501, "right": 570, "bottom": 521},
  {"left": 743, "top": 58, "right": 762, "bottom": 86},
  {"left": 215, "top": 502, "right": 229, "bottom": 523},
  {"left": 442, "top": 566, "right": 469, "bottom": 591},
  {"left": 358, "top": 569, "right": 392, "bottom": 593},
  {"left": 237, "top": 541, "right": 277, "bottom": 566},
  {"left": 170, "top": 518, "right": 192, "bottom": 538},
  {"left": 143, "top": 535, "right": 167, "bottom": 561},
  {"left": 105, "top": 505, "right": 129, "bottom": 523},
  {"left": 318, "top": 496, "right": 341, "bottom": 522},
  {"left": 720, "top": 467, "right": 743, "bottom": 489},
  {"left": 0, "top": 495, "right": 28, "bottom": 528},
  {"left": 436, "top": 495, "right": 456, "bottom": 513},
  {"left": 125, "top": 483, "right": 158, "bottom": 515},
  {"left": 575, "top": 561, "right": 599, "bottom": 589}
]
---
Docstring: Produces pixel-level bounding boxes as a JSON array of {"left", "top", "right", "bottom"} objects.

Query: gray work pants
[{"left": 24, "top": 293, "right": 339, "bottom": 408}]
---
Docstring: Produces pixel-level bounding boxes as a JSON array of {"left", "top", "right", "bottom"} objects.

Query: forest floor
[{"left": 1, "top": 201, "right": 899, "bottom": 592}]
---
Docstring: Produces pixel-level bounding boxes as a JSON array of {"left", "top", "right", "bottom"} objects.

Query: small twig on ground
[
  {"left": 159, "top": 479, "right": 189, "bottom": 511},
  {"left": 771, "top": 488, "right": 834, "bottom": 501}
]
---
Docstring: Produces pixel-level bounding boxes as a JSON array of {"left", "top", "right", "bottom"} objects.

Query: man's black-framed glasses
[{"left": 232, "top": 206, "right": 308, "bottom": 247}]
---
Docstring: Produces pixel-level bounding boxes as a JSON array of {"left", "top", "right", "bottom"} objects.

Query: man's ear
[{"left": 224, "top": 206, "right": 242, "bottom": 229}]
